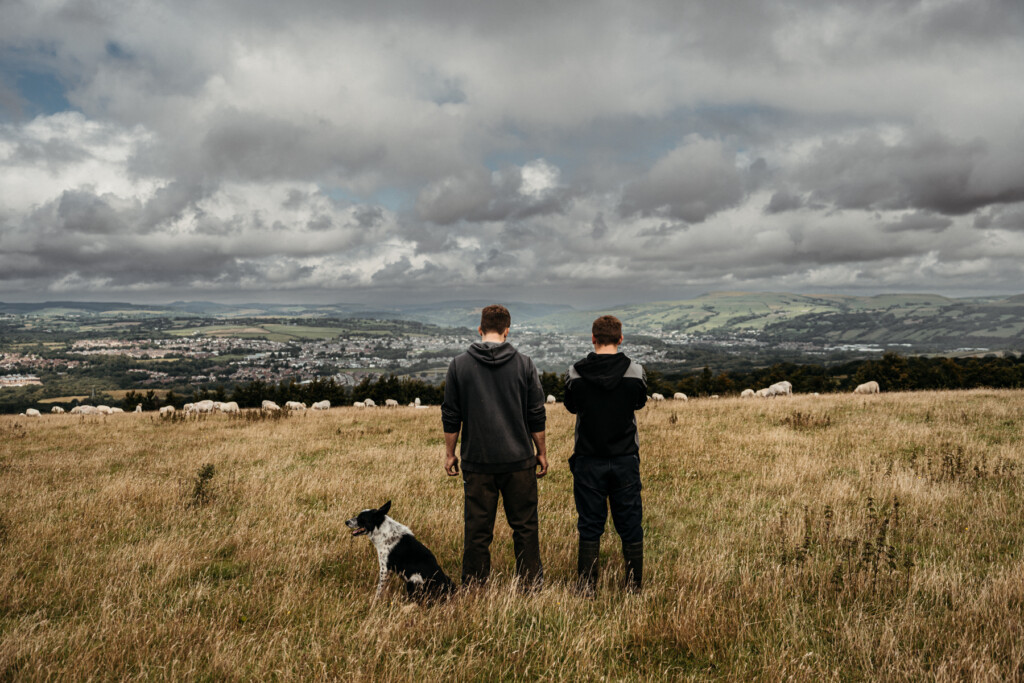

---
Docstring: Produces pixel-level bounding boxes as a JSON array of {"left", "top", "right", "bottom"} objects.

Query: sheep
[
  {"left": 546, "top": 395, "right": 556, "bottom": 404},
  {"left": 415, "top": 404, "right": 430, "bottom": 409},
  {"left": 188, "top": 400, "right": 216, "bottom": 414},
  {"left": 285, "top": 401, "right": 307, "bottom": 411},
  {"left": 414, "top": 398, "right": 421, "bottom": 407},
  {"left": 854, "top": 381, "right": 880, "bottom": 395},
  {"left": 218, "top": 401, "right": 240, "bottom": 413},
  {"left": 110, "top": 407, "right": 124, "bottom": 414},
  {"left": 51, "top": 406, "right": 65, "bottom": 414},
  {"left": 135, "top": 404, "right": 143, "bottom": 413},
  {"left": 740, "top": 389, "right": 756, "bottom": 398},
  {"left": 673, "top": 392, "right": 688, "bottom": 401},
  {"left": 95, "top": 405, "right": 113, "bottom": 415},
  {"left": 353, "top": 401, "right": 366, "bottom": 408},
  {"left": 651, "top": 393, "right": 665, "bottom": 401},
  {"left": 710, "top": 395, "right": 720, "bottom": 399},
  {"left": 384, "top": 399, "right": 399, "bottom": 407},
  {"left": 770, "top": 381, "right": 793, "bottom": 396},
  {"left": 26, "top": 408, "right": 41, "bottom": 417},
  {"left": 72, "top": 405, "right": 101, "bottom": 415},
  {"left": 311, "top": 400, "right": 330, "bottom": 411},
  {"left": 363, "top": 398, "right": 376, "bottom": 407},
  {"left": 261, "top": 400, "right": 281, "bottom": 411},
  {"left": 159, "top": 405, "right": 176, "bottom": 415}
]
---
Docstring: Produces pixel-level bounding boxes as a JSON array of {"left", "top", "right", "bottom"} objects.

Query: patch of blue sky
[{"left": 12, "top": 69, "right": 73, "bottom": 117}]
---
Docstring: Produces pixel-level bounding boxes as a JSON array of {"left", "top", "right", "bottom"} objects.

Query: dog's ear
[{"left": 379, "top": 500, "right": 391, "bottom": 516}]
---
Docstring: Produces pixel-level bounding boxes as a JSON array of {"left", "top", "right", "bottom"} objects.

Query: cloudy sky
[{"left": 1, "top": 0, "right": 1023, "bottom": 306}]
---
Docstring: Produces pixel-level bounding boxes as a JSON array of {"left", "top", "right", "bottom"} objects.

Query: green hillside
[{"left": 532, "top": 292, "right": 1024, "bottom": 350}]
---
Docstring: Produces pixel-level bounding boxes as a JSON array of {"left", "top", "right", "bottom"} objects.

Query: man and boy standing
[{"left": 441, "top": 305, "right": 646, "bottom": 593}]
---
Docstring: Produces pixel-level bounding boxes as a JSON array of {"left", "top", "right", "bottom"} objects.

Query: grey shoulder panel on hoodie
[
  {"left": 567, "top": 365, "right": 581, "bottom": 381},
  {"left": 624, "top": 361, "right": 646, "bottom": 383}
]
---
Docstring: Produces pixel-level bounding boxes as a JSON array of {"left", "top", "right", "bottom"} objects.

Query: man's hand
[
  {"left": 445, "top": 453, "right": 459, "bottom": 476},
  {"left": 536, "top": 452, "right": 548, "bottom": 478},
  {"left": 531, "top": 430, "right": 547, "bottom": 478},
  {"left": 444, "top": 431, "right": 460, "bottom": 476}
]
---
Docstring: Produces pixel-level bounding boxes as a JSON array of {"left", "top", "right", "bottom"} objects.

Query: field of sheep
[{"left": 2, "top": 390, "right": 1023, "bottom": 680}]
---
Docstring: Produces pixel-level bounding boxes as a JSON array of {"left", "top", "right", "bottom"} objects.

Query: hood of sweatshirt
[
  {"left": 466, "top": 341, "right": 519, "bottom": 367},
  {"left": 572, "top": 352, "right": 631, "bottom": 390}
]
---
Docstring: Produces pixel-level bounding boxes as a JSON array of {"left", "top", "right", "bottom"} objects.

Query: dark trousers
[
  {"left": 462, "top": 468, "right": 542, "bottom": 585},
  {"left": 570, "top": 455, "right": 643, "bottom": 544}
]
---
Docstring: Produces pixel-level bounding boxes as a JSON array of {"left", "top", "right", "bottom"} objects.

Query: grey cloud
[
  {"left": 619, "top": 138, "right": 745, "bottom": 223},
  {"left": 351, "top": 205, "right": 384, "bottom": 229},
  {"left": 591, "top": 213, "right": 607, "bottom": 239},
  {"left": 975, "top": 204, "right": 1024, "bottom": 232},
  {"left": 796, "top": 132, "right": 1024, "bottom": 216},
  {"left": 765, "top": 191, "right": 804, "bottom": 214},
  {"left": 306, "top": 215, "right": 333, "bottom": 232},
  {"left": 416, "top": 167, "right": 572, "bottom": 226},
  {"left": 883, "top": 212, "right": 953, "bottom": 233}
]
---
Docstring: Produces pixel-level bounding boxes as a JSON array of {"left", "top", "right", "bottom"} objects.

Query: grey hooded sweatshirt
[{"left": 441, "top": 341, "right": 547, "bottom": 473}]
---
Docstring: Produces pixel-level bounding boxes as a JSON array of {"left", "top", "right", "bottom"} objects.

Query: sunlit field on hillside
[{"left": 2, "top": 391, "right": 1023, "bottom": 680}]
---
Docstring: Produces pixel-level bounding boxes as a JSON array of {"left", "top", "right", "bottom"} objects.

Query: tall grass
[{"left": 1, "top": 390, "right": 1023, "bottom": 680}]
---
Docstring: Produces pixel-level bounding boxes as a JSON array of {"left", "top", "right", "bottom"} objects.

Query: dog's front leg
[{"left": 375, "top": 558, "right": 388, "bottom": 597}]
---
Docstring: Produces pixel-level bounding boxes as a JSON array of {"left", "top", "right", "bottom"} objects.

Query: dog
[{"left": 346, "top": 501, "right": 455, "bottom": 600}]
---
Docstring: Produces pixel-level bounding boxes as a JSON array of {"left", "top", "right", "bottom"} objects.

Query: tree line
[{"left": 5, "top": 352, "right": 1024, "bottom": 414}]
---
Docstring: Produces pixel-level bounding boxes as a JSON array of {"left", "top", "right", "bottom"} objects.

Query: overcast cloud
[{"left": 1, "top": 0, "right": 1023, "bottom": 305}]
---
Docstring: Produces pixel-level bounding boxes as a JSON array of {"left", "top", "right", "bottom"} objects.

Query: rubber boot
[
  {"left": 622, "top": 541, "right": 643, "bottom": 592},
  {"left": 577, "top": 539, "right": 601, "bottom": 595}
]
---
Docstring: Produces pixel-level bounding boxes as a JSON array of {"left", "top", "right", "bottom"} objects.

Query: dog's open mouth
[{"left": 350, "top": 527, "right": 367, "bottom": 536}]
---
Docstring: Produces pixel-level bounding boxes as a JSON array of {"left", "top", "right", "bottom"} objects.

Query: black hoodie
[
  {"left": 441, "top": 341, "right": 547, "bottom": 473},
  {"left": 564, "top": 352, "right": 647, "bottom": 458}
]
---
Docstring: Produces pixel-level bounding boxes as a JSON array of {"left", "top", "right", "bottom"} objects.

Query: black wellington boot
[
  {"left": 577, "top": 539, "right": 601, "bottom": 596},
  {"left": 622, "top": 541, "right": 643, "bottom": 592}
]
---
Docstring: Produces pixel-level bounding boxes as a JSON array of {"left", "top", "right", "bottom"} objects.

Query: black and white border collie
[{"left": 346, "top": 501, "right": 455, "bottom": 601}]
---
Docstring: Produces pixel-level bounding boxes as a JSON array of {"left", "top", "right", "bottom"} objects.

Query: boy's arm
[
  {"left": 634, "top": 365, "right": 648, "bottom": 410},
  {"left": 441, "top": 360, "right": 462, "bottom": 474},
  {"left": 563, "top": 367, "right": 578, "bottom": 414}
]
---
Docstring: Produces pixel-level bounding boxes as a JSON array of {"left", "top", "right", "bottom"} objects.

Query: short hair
[
  {"left": 480, "top": 304, "right": 511, "bottom": 334},
  {"left": 592, "top": 315, "right": 622, "bottom": 346}
]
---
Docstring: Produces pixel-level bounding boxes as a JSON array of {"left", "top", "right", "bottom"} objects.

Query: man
[
  {"left": 564, "top": 315, "right": 647, "bottom": 593},
  {"left": 441, "top": 304, "right": 548, "bottom": 588}
]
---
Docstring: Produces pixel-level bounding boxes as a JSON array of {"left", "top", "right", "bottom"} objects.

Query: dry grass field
[{"left": 2, "top": 391, "right": 1023, "bottom": 681}]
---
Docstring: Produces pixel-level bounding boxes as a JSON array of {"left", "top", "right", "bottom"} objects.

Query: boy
[{"left": 564, "top": 315, "right": 646, "bottom": 592}]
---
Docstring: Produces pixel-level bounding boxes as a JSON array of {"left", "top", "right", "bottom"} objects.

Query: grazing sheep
[
  {"left": 95, "top": 405, "right": 112, "bottom": 415},
  {"left": 673, "top": 392, "right": 688, "bottom": 401},
  {"left": 363, "top": 398, "right": 376, "bottom": 407},
  {"left": 415, "top": 404, "right": 430, "bottom": 409},
  {"left": 651, "top": 393, "right": 665, "bottom": 401},
  {"left": 110, "top": 407, "right": 124, "bottom": 414},
  {"left": 353, "top": 401, "right": 366, "bottom": 408},
  {"left": 312, "top": 400, "right": 330, "bottom": 411},
  {"left": 546, "top": 394, "right": 556, "bottom": 404},
  {"left": 159, "top": 405, "right": 176, "bottom": 415},
  {"left": 26, "top": 408, "right": 41, "bottom": 417},
  {"left": 384, "top": 399, "right": 399, "bottom": 407},
  {"left": 188, "top": 400, "right": 216, "bottom": 414},
  {"left": 218, "top": 401, "right": 240, "bottom": 413},
  {"left": 854, "top": 381, "right": 880, "bottom": 395},
  {"left": 285, "top": 401, "right": 307, "bottom": 411},
  {"left": 51, "top": 406, "right": 65, "bottom": 414},
  {"left": 72, "top": 405, "right": 101, "bottom": 415},
  {"left": 261, "top": 400, "right": 281, "bottom": 411},
  {"left": 740, "top": 389, "right": 755, "bottom": 398}
]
